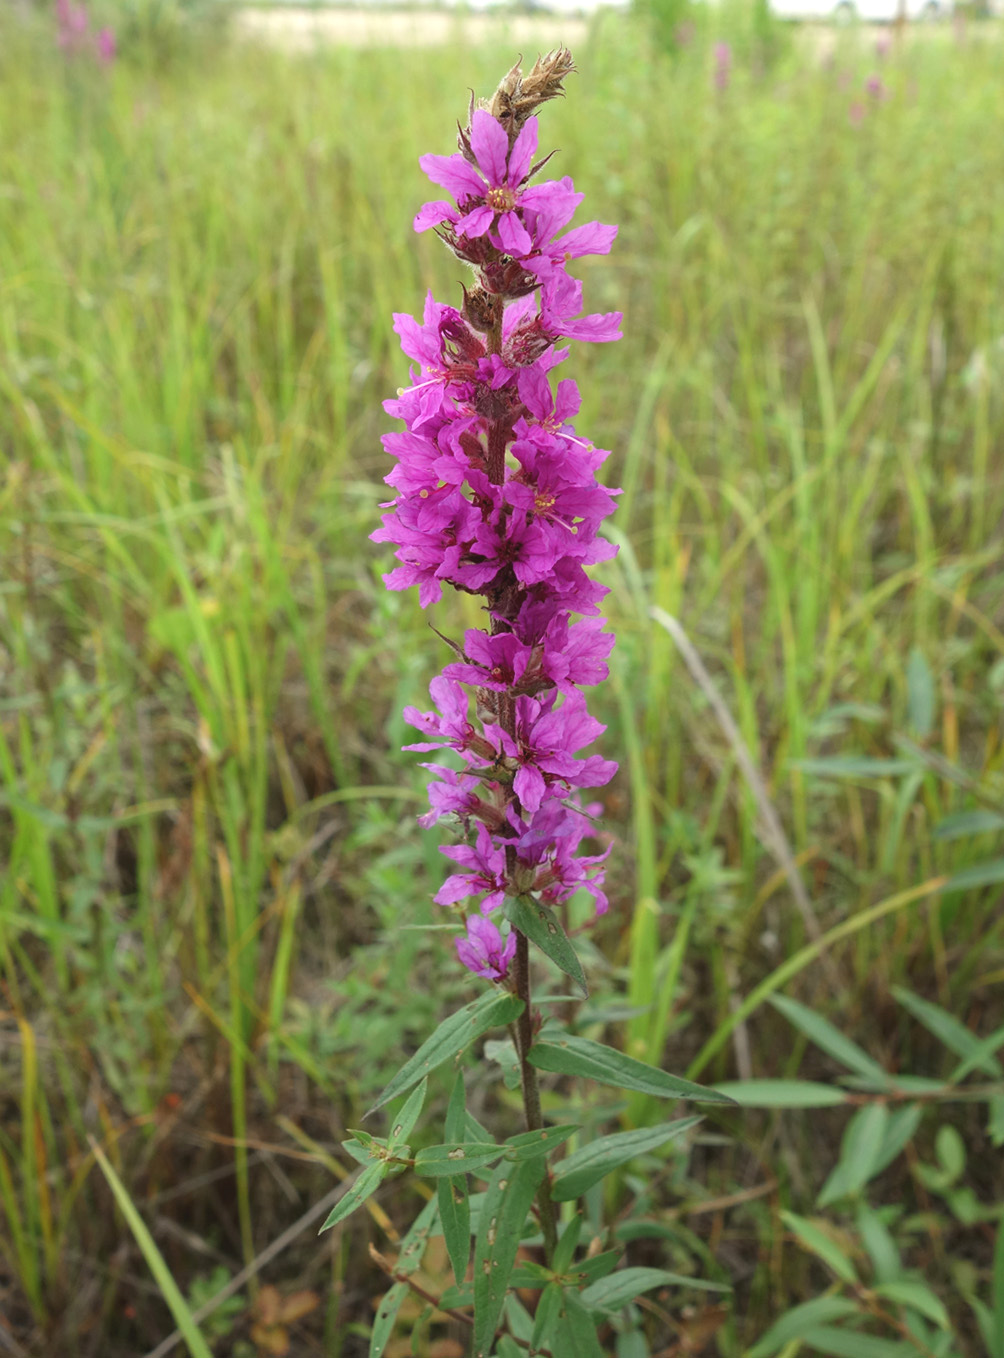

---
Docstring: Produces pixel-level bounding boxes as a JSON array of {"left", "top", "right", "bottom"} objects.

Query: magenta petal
[
  {"left": 555, "top": 222, "right": 619, "bottom": 258},
  {"left": 495, "top": 211, "right": 532, "bottom": 257},
  {"left": 469, "top": 109, "right": 509, "bottom": 187},
  {"left": 515, "top": 764, "right": 546, "bottom": 813},
  {"left": 506, "top": 116, "right": 538, "bottom": 185},
  {"left": 457, "top": 204, "right": 495, "bottom": 239},
  {"left": 414, "top": 200, "right": 458, "bottom": 232},
  {"left": 419, "top": 151, "right": 486, "bottom": 201}
]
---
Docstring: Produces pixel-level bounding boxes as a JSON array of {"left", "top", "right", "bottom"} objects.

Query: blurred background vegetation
[{"left": 0, "top": 1, "right": 1002, "bottom": 1354}]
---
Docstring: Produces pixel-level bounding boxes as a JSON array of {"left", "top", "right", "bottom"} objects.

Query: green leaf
[
  {"left": 552, "top": 1214, "right": 583, "bottom": 1275},
  {"left": 439, "top": 1281, "right": 475, "bottom": 1309},
  {"left": 931, "top": 810, "right": 1004, "bottom": 841},
  {"left": 817, "top": 1104, "right": 890, "bottom": 1206},
  {"left": 562, "top": 1289, "right": 606, "bottom": 1356},
  {"left": 504, "top": 895, "right": 588, "bottom": 996},
  {"left": 504, "top": 1124, "right": 579, "bottom": 1161},
  {"left": 798, "top": 1325, "right": 915, "bottom": 1357},
  {"left": 369, "top": 1282, "right": 408, "bottom": 1358},
  {"left": 386, "top": 1078, "right": 427, "bottom": 1151},
  {"left": 552, "top": 1117, "right": 701, "bottom": 1202},
  {"left": 397, "top": 1195, "right": 440, "bottom": 1275},
  {"left": 871, "top": 1104, "right": 922, "bottom": 1176},
  {"left": 573, "top": 1250, "right": 624, "bottom": 1287},
  {"left": 906, "top": 648, "right": 935, "bottom": 738},
  {"left": 943, "top": 859, "right": 1004, "bottom": 892},
  {"left": 746, "top": 1298, "right": 862, "bottom": 1358},
  {"left": 342, "top": 1138, "right": 378, "bottom": 1166},
  {"left": 948, "top": 1022, "right": 1004, "bottom": 1084},
  {"left": 894, "top": 987, "right": 1003, "bottom": 1076},
  {"left": 781, "top": 1212, "right": 858, "bottom": 1283},
  {"left": 856, "top": 1206, "right": 901, "bottom": 1285},
  {"left": 473, "top": 1157, "right": 546, "bottom": 1358},
  {"left": 581, "top": 1266, "right": 728, "bottom": 1311},
  {"left": 413, "top": 1142, "right": 501, "bottom": 1177},
  {"left": 484, "top": 1038, "right": 521, "bottom": 1091},
  {"left": 439, "top": 1074, "right": 471, "bottom": 1286},
  {"left": 875, "top": 1281, "right": 950, "bottom": 1328},
  {"left": 714, "top": 1080, "right": 849, "bottom": 1108},
  {"left": 770, "top": 995, "right": 889, "bottom": 1084},
  {"left": 439, "top": 1177, "right": 471, "bottom": 1287},
  {"left": 367, "top": 990, "right": 525, "bottom": 1115},
  {"left": 319, "top": 1162, "right": 387, "bottom": 1234},
  {"left": 529, "top": 1034, "right": 734, "bottom": 1103},
  {"left": 531, "top": 1281, "right": 565, "bottom": 1350},
  {"left": 508, "top": 1262, "right": 554, "bottom": 1289}
]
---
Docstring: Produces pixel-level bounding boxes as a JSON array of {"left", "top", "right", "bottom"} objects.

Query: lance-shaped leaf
[
  {"left": 529, "top": 1035, "right": 735, "bottom": 1104},
  {"left": 369, "top": 1197, "right": 441, "bottom": 1357},
  {"left": 369, "top": 1281, "right": 408, "bottom": 1358},
  {"left": 386, "top": 1078, "right": 427, "bottom": 1151},
  {"left": 368, "top": 990, "right": 524, "bottom": 1115},
  {"left": 342, "top": 1137, "right": 379, "bottom": 1166},
  {"left": 473, "top": 1157, "right": 546, "bottom": 1358},
  {"left": 552, "top": 1117, "right": 700, "bottom": 1202},
  {"left": 438, "top": 1074, "right": 471, "bottom": 1285},
  {"left": 504, "top": 1124, "right": 579, "bottom": 1161},
  {"left": 415, "top": 1142, "right": 502, "bottom": 1177},
  {"left": 319, "top": 1162, "right": 387, "bottom": 1234},
  {"left": 504, "top": 896, "right": 587, "bottom": 996},
  {"left": 561, "top": 1289, "right": 606, "bottom": 1356},
  {"left": 581, "top": 1266, "right": 730, "bottom": 1311},
  {"left": 531, "top": 1280, "right": 565, "bottom": 1351}
]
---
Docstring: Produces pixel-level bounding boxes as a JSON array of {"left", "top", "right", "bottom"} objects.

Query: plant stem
[{"left": 481, "top": 311, "right": 559, "bottom": 1265}]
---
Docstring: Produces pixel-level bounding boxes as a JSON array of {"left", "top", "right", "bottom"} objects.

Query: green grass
[{"left": 0, "top": 7, "right": 1003, "bottom": 1355}]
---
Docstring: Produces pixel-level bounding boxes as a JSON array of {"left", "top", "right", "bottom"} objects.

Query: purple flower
[
  {"left": 416, "top": 110, "right": 578, "bottom": 259},
  {"left": 380, "top": 53, "right": 621, "bottom": 981},
  {"left": 455, "top": 914, "right": 517, "bottom": 981},
  {"left": 436, "top": 823, "right": 509, "bottom": 910},
  {"left": 714, "top": 42, "right": 732, "bottom": 93},
  {"left": 865, "top": 74, "right": 887, "bottom": 100}
]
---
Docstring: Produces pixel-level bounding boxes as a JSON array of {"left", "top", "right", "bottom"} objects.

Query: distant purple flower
[
  {"left": 714, "top": 42, "right": 732, "bottom": 93},
  {"left": 866, "top": 74, "right": 887, "bottom": 99},
  {"left": 875, "top": 33, "right": 891, "bottom": 59},
  {"left": 849, "top": 100, "right": 866, "bottom": 125},
  {"left": 455, "top": 914, "right": 517, "bottom": 981},
  {"left": 96, "top": 26, "right": 116, "bottom": 63},
  {"left": 56, "top": 0, "right": 115, "bottom": 65}
]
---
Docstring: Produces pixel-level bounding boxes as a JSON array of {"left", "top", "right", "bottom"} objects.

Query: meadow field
[{"left": 1, "top": 6, "right": 1003, "bottom": 1355}]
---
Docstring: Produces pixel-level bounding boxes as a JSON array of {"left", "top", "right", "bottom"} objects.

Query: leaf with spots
[
  {"left": 504, "top": 895, "right": 587, "bottom": 997},
  {"left": 503, "top": 1123, "right": 579, "bottom": 1161},
  {"left": 368, "top": 1193, "right": 440, "bottom": 1356},
  {"left": 369, "top": 1281, "right": 408, "bottom": 1358},
  {"left": 414, "top": 1142, "right": 502, "bottom": 1177},
  {"left": 386, "top": 1077, "right": 427, "bottom": 1152},
  {"left": 473, "top": 1157, "right": 546, "bottom": 1358},
  {"left": 367, "top": 990, "right": 525, "bottom": 1116}
]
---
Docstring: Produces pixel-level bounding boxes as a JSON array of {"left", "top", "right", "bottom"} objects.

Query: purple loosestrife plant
[{"left": 319, "top": 54, "right": 732, "bottom": 1357}]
